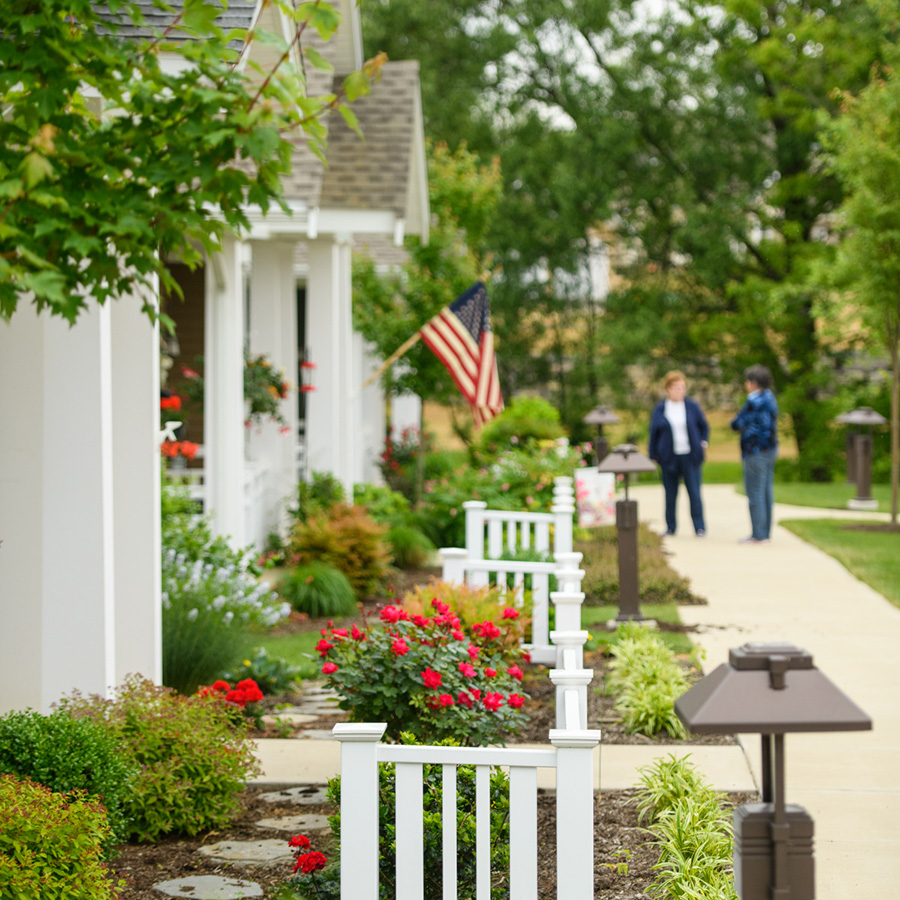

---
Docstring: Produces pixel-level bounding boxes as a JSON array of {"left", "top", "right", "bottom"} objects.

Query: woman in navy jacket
[{"left": 648, "top": 370, "right": 709, "bottom": 536}]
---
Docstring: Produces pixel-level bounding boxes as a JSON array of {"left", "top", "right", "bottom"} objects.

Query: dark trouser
[
  {"left": 743, "top": 447, "right": 778, "bottom": 540},
  {"left": 661, "top": 455, "right": 705, "bottom": 534}
]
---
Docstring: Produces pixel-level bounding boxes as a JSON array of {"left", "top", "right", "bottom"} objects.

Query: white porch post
[
  {"left": 356, "top": 333, "right": 386, "bottom": 485},
  {"left": 110, "top": 297, "right": 162, "bottom": 685},
  {"left": 306, "top": 236, "right": 354, "bottom": 495},
  {"left": 205, "top": 235, "right": 246, "bottom": 547},
  {"left": 247, "top": 240, "right": 299, "bottom": 535},
  {"left": 0, "top": 304, "right": 116, "bottom": 712}
]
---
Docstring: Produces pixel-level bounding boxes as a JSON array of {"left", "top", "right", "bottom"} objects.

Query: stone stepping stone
[
  {"left": 294, "top": 703, "right": 342, "bottom": 716},
  {"left": 255, "top": 813, "right": 330, "bottom": 833},
  {"left": 261, "top": 712, "right": 318, "bottom": 726},
  {"left": 259, "top": 786, "right": 329, "bottom": 806},
  {"left": 294, "top": 728, "right": 336, "bottom": 741},
  {"left": 153, "top": 875, "right": 262, "bottom": 898},
  {"left": 197, "top": 839, "right": 293, "bottom": 867}
]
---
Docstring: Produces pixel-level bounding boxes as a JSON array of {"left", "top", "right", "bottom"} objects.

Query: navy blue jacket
[
  {"left": 731, "top": 389, "right": 778, "bottom": 456},
  {"left": 648, "top": 397, "right": 709, "bottom": 472}
]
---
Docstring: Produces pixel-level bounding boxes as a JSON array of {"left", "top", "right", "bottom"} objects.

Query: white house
[{"left": 0, "top": 0, "right": 428, "bottom": 714}]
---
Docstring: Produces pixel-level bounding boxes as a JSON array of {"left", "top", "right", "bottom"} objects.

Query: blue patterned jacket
[{"left": 731, "top": 389, "right": 778, "bottom": 456}]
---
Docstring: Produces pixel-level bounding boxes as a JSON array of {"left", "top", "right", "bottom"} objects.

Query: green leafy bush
[
  {"left": 636, "top": 755, "right": 738, "bottom": 900},
  {"left": 605, "top": 623, "right": 690, "bottom": 739},
  {"left": 279, "top": 561, "right": 358, "bottom": 618},
  {"left": 288, "top": 504, "right": 391, "bottom": 598},
  {"left": 287, "top": 734, "right": 512, "bottom": 900},
  {"left": 0, "top": 709, "right": 137, "bottom": 848},
  {"left": 352, "top": 483, "right": 437, "bottom": 569},
  {"left": 222, "top": 646, "right": 304, "bottom": 695},
  {"left": 317, "top": 598, "right": 529, "bottom": 745},
  {"left": 294, "top": 471, "right": 346, "bottom": 519},
  {"left": 577, "top": 528, "right": 702, "bottom": 607},
  {"left": 0, "top": 774, "right": 126, "bottom": 900},
  {"left": 386, "top": 523, "right": 437, "bottom": 569},
  {"left": 161, "top": 480, "right": 289, "bottom": 694},
  {"left": 476, "top": 395, "right": 567, "bottom": 454},
  {"left": 60, "top": 676, "right": 260, "bottom": 842}
]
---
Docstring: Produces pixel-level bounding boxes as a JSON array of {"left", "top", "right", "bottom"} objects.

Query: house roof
[{"left": 96, "top": 1, "right": 258, "bottom": 40}]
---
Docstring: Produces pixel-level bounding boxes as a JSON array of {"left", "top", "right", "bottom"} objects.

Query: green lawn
[
  {"left": 772, "top": 481, "right": 894, "bottom": 513},
  {"left": 242, "top": 629, "right": 322, "bottom": 680},
  {"left": 779, "top": 518, "right": 900, "bottom": 610},
  {"left": 581, "top": 604, "right": 695, "bottom": 656}
]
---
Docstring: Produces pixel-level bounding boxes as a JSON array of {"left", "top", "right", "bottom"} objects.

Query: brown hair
[{"left": 663, "top": 370, "right": 687, "bottom": 390}]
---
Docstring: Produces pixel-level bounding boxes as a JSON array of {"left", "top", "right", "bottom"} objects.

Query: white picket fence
[{"left": 330, "top": 473, "right": 599, "bottom": 900}]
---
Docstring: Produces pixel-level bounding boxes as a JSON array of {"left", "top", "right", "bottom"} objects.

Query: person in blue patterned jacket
[{"left": 731, "top": 364, "right": 779, "bottom": 543}]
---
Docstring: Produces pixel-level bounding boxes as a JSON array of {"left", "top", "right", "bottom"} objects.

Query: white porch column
[
  {"left": 306, "top": 236, "right": 355, "bottom": 495},
  {"left": 355, "top": 334, "right": 386, "bottom": 485},
  {"left": 111, "top": 297, "right": 162, "bottom": 685},
  {"left": 0, "top": 303, "right": 116, "bottom": 712},
  {"left": 204, "top": 235, "right": 246, "bottom": 547},
  {"left": 247, "top": 240, "right": 299, "bottom": 537}
]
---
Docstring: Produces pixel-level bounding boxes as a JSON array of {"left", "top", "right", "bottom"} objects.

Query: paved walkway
[{"left": 631, "top": 482, "right": 900, "bottom": 900}]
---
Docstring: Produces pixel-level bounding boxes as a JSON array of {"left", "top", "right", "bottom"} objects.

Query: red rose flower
[
  {"left": 457, "top": 691, "right": 473, "bottom": 708},
  {"left": 315, "top": 639, "right": 334, "bottom": 657},
  {"left": 391, "top": 638, "right": 410, "bottom": 656},
  {"left": 380, "top": 606, "right": 404, "bottom": 623},
  {"left": 438, "top": 694, "right": 454, "bottom": 706},
  {"left": 351, "top": 624, "right": 365, "bottom": 641},
  {"left": 458, "top": 662, "right": 476, "bottom": 677},
  {"left": 422, "top": 667, "right": 442, "bottom": 689},
  {"left": 508, "top": 693, "right": 525, "bottom": 708},
  {"left": 322, "top": 662, "right": 338, "bottom": 675},
  {"left": 331, "top": 627, "right": 348, "bottom": 639},
  {"left": 466, "top": 645, "right": 480, "bottom": 660},
  {"left": 507, "top": 665, "right": 524, "bottom": 681},
  {"left": 482, "top": 692, "right": 505, "bottom": 712},
  {"left": 502, "top": 607, "right": 520, "bottom": 620},
  {"left": 485, "top": 668, "right": 497, "bottom": 678},
  {"left": 452, "top": 629, "right": 465, "bottom": 641}
]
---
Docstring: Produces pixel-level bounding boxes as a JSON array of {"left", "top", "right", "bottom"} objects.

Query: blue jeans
[
  {"left": 661, "top": 455, "right": 705, "bottom": 534},
  {"left": 743, "top": 448, "right": 777, "bottom": 539}
]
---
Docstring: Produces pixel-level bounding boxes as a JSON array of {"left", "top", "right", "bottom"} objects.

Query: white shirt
[{"left": 664, "top": 399, "right": 691, "bottom": 455}]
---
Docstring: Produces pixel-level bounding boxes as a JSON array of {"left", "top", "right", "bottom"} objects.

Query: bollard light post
[
  {"left": 597, "top": 444, "right": 657, "bottom": 621},
  {"left": 834, "top": 407, "right": 887, "bottom": 509},
  {"left": 675, "top": 642, "right": 872, "bottom": 900},
  {"left": 583, "top": 405, "right": 620, "bottom": 467}
]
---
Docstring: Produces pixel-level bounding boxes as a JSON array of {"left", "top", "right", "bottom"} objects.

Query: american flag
[{"left": 420, "top": 282, "right": 504, "bottom": 427}]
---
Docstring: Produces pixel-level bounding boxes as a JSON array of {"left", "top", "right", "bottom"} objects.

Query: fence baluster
[
  {"left": 442, "top": 764, "right": 458, "bottom": 900},
  {"left": 476, "top": 765, "right": 491, "bottom": 900},
  {"left": 509, "top": 766, "right": 538, "bottom": 900},
  {"left": 396, "top": 762, "right": 425, "bottom": 900}
]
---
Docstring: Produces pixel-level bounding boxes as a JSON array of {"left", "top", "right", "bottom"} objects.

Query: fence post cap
[
  {"left": 462, "top": 500, "right": 488, "bottom": 509},
  {"left": 438, "top": 547, "right": 468, "bottom": 559},
  {"left": 332, "top": 723, "right": 387, "bottom": 742},
  {"left": 549, "top": 729, "right": 601, "bottom": 749},
  {"left": 550, "top": 592, "right": 586, "bottom": 604}
]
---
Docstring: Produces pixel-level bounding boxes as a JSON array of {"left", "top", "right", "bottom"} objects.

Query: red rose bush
[{"left": 317, "top": 597, "right": 530, "bottom": 745}]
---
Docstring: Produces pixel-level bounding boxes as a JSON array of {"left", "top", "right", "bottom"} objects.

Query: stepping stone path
[{"left": 151, "top": 683, "right": 340, "bottom": 899}]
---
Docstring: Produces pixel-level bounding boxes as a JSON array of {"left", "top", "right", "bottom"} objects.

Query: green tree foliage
[
  {"left": 352, "top": 140, "right": 502, "bottom": 415},
  {"left": 0, "top": 0, "right": 383, "bottom": 323},
  {"left": 821, "top": 54, "right": 900, "bottom": 522}
]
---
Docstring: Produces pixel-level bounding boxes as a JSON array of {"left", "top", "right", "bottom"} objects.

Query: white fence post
[
  {"left": 550, "top": 727, "right": 602, "bottom": 900},
  {"left": 463, "top": 500, "right": 487, "bottom": 558},
  {"left": 439, "top": 547, "right": 467, "bottom": 584},
  {"left": 548, "top": 667, "right": 593, "bottom": 730},
  {"left": 551, "top": 476, "right": 575, "bottom": 556},
  {"left": 333, "top": 723, "right": 386, "bottom": 900}
]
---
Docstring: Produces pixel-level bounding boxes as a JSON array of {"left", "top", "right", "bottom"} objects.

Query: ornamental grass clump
[
  {"left": 279, "top": 560, "right": 358, "bottom": 618},
  {"left": 60, "top": 676, "right": 260, "bottom": 842},
  {"left": 0, "top": 774, "right": 127, "bottom": 900},
  {"left": 605, "top": 623, "right": 691, "bottom": 739},
  {"left": 636, "top": 754, "right": 738, "bottom": 900},
  {"left": 318, "top": 597, "right": 530, "bottom": 746}
]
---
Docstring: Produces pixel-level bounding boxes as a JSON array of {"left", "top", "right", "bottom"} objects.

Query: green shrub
[
  {"left": 0, "top": 709, "right": 137, "bottom": 847},
  {"left": 317, "top": 597, "right": 529, "bottom": 745},
  {"left": 605, "top": 623, "right": 691, "bottom": 739},
  {"left": 222, "top": 646, "right": 304, "bottom": 695},
  {"left": 0, "top": 774, "right": 126, "bottom": 900},
  {"left": 287, "top": 734, "right": 511, "bottom": 900},
  {"left": 161, "top": 480, "right": 289, "bottom": 695},
  {"left": 288, "top": 504, "right": 391, "bottom": 598},
  {"left": 294, "top": 472, "right": 346, "bottom": 520},
  {"left": 476, "top": 394, "right": 567, "bottom": 454},
  {"left": 386, "top": 523, "right": 436, "bottom": 569},
  {"left": 280, "top": 561, "right": 358, "bottom": 618},
  {"left": 578, "top": 528, "right": 702, "bottom": 606},
  {"left": 636, "top": 755, "right": 738, "bottom": 900},
  {"left": 60, "top": 676, "right": 260, "bottom": 842}
]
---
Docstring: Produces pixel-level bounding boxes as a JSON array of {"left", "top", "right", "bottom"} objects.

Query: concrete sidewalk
[{"left": 631, "top": 482, "right": 900, "bottom": 900}]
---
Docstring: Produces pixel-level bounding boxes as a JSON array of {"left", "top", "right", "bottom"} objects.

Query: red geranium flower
[
  {"left": 294, "top": 851, "right": 328, "bottom": 873},
  {"left": 289, "top": 835, "right": 311, "bottom": 849},
  {"left": 422, "top": 667, "right": 442, "bottom": 689},
  {"left": 212, "top": 680, "right": 230, "bottom": 692}
]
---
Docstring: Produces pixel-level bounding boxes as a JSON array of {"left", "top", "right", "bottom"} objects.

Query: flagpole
[{"left": 360, "top": 330, "right": 423, "bottom": 390}]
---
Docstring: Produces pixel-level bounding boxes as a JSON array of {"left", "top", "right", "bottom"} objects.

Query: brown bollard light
[
  {"left": 597, "top": 444, "right": 656, "bottom": 621},
  {"left": 583, "top": 404, "right": 620, "bottom": 467},
  {"left": 834, "top": 407, "right": 887, "bottom": 508},
  {"left": 675, "top": 642, "right": 872, "bottom": 900}
]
